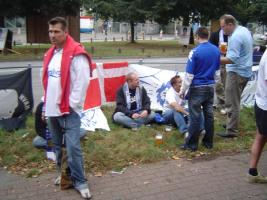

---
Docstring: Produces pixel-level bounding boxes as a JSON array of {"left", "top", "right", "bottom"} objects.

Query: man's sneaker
[
  {"left": 217, "top": 132, "right": 237, "bottom": 138},
  {"left": 78, "top": 188, "right": 92, "bottom": 199},
  {"left": 199, "top": 129, "right": 206, "bottom": 143},
  {"left": 200, "top": 129, "right": 206, "bottom": 135},
  {"left": 180, "top": 144, "right": 197, "bottom": 152},
  {"left": 247, "top": 173, "right": 267, "bottom": 183},
  {"left": 54, "top": 175, "right": 61, "bottom": 185},
  {"left": 184, "top": 132, "right": 189, "bottom": 139},
  {"left": 220, "top": 109, "right": 227, "bottom": 115}
]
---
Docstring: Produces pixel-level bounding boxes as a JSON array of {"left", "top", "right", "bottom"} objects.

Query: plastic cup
[
  {"left": 165, "top": 125, "right": 173, "bottom": 132},
  {"left": 220, "top": 42, "right": 227, "bottom": 54},
  {"left": 131, "top": 123, "right": 138, "bottom": 131},
  {"left": 155, "top": 132, "right": 163, "bottom": 146}
]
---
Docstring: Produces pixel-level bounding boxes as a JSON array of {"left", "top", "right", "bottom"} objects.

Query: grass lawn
[
  {"left": 0, "top": 106, "right": 256, "bottom": 177},
  {"left": 0, "top": 40, "right": 192, "bottom": 61}
]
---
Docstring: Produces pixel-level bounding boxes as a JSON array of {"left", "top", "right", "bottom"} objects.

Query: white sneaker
[
  {"left": 247, "top": 173, "right": 267, "bottom": 183},
  {"left": 220, "top": 109, "right": 227, "bottom": 115},
  {"left": 54, "top": 175, "right": 61, "bottom": 185},
  {"left": 184, "top": 132, "right": 189, "bottom": 139},
  {"left": 200, "top": 129, "right": 206, "bottom": 135},
  {"left": 199, "top": 130, "right": 206, "bottom": 142},
  {"left": 78, "top": 188, "right": 92, "bottom": 199}
]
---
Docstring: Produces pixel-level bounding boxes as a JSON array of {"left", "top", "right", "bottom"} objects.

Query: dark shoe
[
  {"left": 180, "top": 144, "right": 197, "bottom": 152},
  {"left": 202, "top": 143, "right": 213, "bottom": 149},
  {"left": 217, "top": 132, "right": 237, "bottom": 138}
]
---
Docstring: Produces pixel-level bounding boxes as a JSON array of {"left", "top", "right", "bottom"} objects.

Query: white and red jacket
[{"left": 42, "top": 35, "right": 92, "bottom": 116}]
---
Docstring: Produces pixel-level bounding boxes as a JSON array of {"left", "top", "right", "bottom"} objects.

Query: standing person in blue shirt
[
  {"left": 217, "top": 14, "right": 253, "bottom": 138},
  {"left": 179, "top": 27, "right": 220, "bottom": 151}
]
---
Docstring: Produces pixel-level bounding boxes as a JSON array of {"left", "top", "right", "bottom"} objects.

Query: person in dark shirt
[
  {"left": 112, "top": 72, "right": 155, "bottom": 129},
  {"left": 32, "top": 101, "right": 47, "bottom": 149},
  {"left": 209, "top": 28, "right": 228, "bottom": 111}
]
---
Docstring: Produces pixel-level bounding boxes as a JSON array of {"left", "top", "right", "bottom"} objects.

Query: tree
[
  {"left": 231, "top": 0, "right": 255, "bottom": 26},
  {"left": 85, "top": 0, "right": 155, "bottom": 43},
  {"left": 0, "top": 0, "right": 80, "bottom": 17},
  {"left": 150, "top": 0, "right": 177, "bottom": 26},
  {"left": 249, "top": 0, "right": 267, "bottom": 26}
]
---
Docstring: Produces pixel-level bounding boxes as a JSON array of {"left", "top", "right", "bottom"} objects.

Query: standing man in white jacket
[{"left": 42, "top": 17, "right": 92, "bottom": 199}]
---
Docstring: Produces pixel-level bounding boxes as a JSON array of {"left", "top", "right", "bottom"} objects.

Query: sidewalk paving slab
[{"left": 0, "top": 151, "right": 267, "bottom": 200}]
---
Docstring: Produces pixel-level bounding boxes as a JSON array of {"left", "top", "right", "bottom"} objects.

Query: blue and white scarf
[{"left": 123, "top": 82, "right": 142, "bottom": 111}]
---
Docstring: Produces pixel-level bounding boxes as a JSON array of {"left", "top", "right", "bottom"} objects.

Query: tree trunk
[
  {"left": 189, "top": 27, "right": 194, "bottom": 45},
  {"left": 130, "top": 20, "right": 135, "bottom": 43}
]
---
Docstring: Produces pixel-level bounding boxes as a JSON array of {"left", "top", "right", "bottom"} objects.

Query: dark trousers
[{"left": 185, "top": 86, "right": 214, "bottom": 150}]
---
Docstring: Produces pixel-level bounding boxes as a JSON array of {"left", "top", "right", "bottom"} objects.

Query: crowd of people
[{"left": 35, "top": 14, "right": 267, "bottom": 199}]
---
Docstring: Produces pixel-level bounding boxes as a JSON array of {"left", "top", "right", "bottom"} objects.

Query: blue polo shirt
[
  {"left": 226, "top": 26, "right": 253, "bottom": 78},
  {"left": 185, "top": 42, "right": 220, "bottom": 86}
]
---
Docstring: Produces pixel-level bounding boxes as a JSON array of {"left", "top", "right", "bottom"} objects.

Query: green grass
[
  {"left": 0, "top": 117, "right": 54, "bottom": 177},
  {"left": 0, "top": 106, "right": 257, "bottom": 176},
  {"left": 0, "top": 40, "right": 192, "bottom": 61}
]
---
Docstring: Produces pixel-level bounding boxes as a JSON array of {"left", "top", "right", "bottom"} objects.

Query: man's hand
[
  {"left": 41, "top": 111, "right": 46, "bottom": 122},
  {"left": 179, "top": 92, "right": 185, "bottom": 99},
  {"left": 132, "top": 113, "right": 140, "bottom": 119},
  {"left": 139, "top": 110, "right": 148, "bottom": 118}
]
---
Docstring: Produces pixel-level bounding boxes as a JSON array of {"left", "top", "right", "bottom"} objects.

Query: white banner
[
  {"left": 129, "top": 64, "right": 183, "bottom": 110},
  {"left": 81, "top": 107, "right": 110, "bottom": 132},
  {"left": 241, "top": 65, "right": 258, "bottom": 107}
]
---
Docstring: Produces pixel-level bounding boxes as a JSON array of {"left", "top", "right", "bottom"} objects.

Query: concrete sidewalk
[{"left": 0, "top": 152, "right": 267, "bottom": 200}]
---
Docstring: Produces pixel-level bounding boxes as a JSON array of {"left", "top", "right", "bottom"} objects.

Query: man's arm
[
  {"left": 140, "top": 87, "right": 151, "bottom": 116},
  {"left": 69, "top": 55, "right": 90, "bottom": 111},
  {"left": 180, "top": 72, "right": 194, "bottom": 98},
  {"left": 180, "top": 50, "right": 196, "bottom": 98},
  {"left": 169, "top": 102, "right": 189, "bottom": 115},
  {"left": 220, "top": 57, "right": 234, "bottom": 65}
]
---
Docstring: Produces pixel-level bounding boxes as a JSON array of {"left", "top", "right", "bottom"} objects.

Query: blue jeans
[
  {"left": 163, "top": 109, "right": 204, "bottom": 134},
  {"left": 32, "top": 129, "right": 87, "bottom": 149},
  {"left": 162, "top": 109, "right": 188, "bottom": 134},
  {"left": 113, "top": 111, "right": 155, "bottom": 128},
  {"left": 185, "top": 86, "right": 214, "bottom": 150},
  {"left": 48, "top": 109, "right": 88, "bottom": 190},
  {"left": 32, "top": 135, "right": 47, "bottom": 149}
]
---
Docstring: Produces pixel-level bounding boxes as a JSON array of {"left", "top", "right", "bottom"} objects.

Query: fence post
[
  {"left": 141, "top": 48, "right": 145, "bottom": 53},
  {"left": 142, "top": 31, "right": 145, "bottom": 40},
  {"left": 160, "top": 30, "right": 163, "bottom": 39}
]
